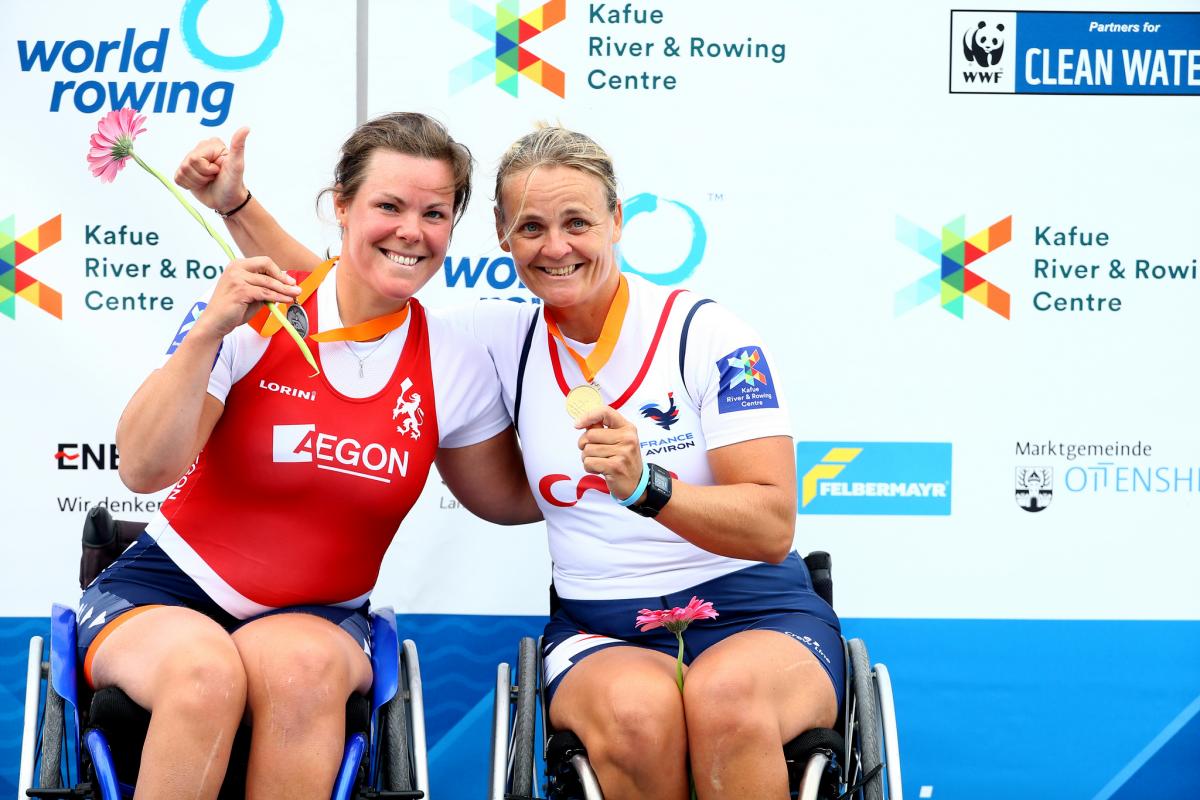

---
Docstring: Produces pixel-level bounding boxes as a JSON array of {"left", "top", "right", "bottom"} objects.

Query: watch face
[
  {"left": 649, "top": 467, "right": 671, "bottom": 493},
  {"left": 631, "top": 463, "right": 671, "bottom": 517}
]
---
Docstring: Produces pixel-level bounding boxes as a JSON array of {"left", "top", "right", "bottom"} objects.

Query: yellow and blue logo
[{"left": 796, "top": 442, "right": 952, "bottom": 516}]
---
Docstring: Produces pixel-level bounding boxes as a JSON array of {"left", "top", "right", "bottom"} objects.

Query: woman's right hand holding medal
[
  {"left": 576, "top": 405, "right": 647, "bottom": 505},
  {"left": 192, "top": 256, "right": 300, "bottom": 342}
]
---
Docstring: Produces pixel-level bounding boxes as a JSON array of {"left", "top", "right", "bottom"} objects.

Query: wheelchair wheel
[
  {"left": 847, "top": 638, "right": 883, "bottom": 800},
  {"left": 874, "top": 663, "right": 903, "bottom": 799},
  {"left": 509, "top": 636, "right": 539, "bottom": 798},
  {"left": 20, "top": 634, "right": 67, "bottom": 794},
  {"left": 38, "top": 667, "right": 66, "bottom": 790},
  {"left": 379, "top": 690, "right": 414, "bottom": 791}
]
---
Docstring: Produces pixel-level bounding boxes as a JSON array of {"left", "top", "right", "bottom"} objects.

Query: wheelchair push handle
[
  {"left": 803, "top": 550, "right": 833, "bottom": 608},
  {"left": 79, "top": 507, "right": 148, "bottom": 590},
  {"left": 82, "top": 506, "right": 118, "bottom": 548}
]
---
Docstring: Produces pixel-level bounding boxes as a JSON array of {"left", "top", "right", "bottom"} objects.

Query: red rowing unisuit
[{"left": 158, "top": 290, "right": 439, "bottom": 608}]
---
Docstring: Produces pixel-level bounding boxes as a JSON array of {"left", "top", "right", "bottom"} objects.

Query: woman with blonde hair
[{"left": 177, "top": 122, "right": 841, "bottom": 800}]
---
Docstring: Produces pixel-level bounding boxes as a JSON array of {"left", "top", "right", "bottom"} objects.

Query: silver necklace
[{"left": 345, "top": 332, "right": 392, "bottom": 378}]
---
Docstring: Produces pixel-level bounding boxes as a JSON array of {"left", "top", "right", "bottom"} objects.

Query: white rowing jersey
[{"left": 441, "top": 273, "right": 793, "bottom": 600}]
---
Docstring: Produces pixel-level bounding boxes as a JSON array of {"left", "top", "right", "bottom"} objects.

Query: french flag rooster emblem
[{"left": 639, "top": 392, "right": 680, "bottom": 430}]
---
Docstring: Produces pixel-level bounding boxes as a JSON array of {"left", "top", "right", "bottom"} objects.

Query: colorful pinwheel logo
[
  {"left": 725, "top": 349, "right": 767, "bottom": 388},
  {"left": 895, "top": 214, "right": 1012, "bottom": 319},
  {"left": 0, "top": 214, "right": 63, "bottom": 320},
  {"left": 450, "top": 0, "right": 566, "bottom": 98}
]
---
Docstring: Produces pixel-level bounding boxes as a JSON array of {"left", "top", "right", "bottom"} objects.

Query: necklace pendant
[{"left": 358, "top": 361, "right": 365, "bottom": 379}]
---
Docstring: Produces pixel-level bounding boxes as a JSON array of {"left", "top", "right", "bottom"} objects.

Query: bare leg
[
  {"left": 684, "top": 630, "right": 838, "bottom": 800},
  {"left": 549, "top": 646, "right": 689, "bottom": 800},
  {"left": 232, "top": 613, "right": 372, "bottom": 800},
  {"left": 89, "top": 606, "right": 248, "bottom": 800}
]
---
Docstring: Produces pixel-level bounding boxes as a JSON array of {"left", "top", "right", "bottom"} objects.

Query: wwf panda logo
[{"left": 963, "top": 20, "right": 1005, "bottom": 68}]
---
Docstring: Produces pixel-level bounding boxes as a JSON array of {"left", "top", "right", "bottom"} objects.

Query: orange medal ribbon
[
  {"left": 309, "top": 305, "right": 409, "bottom": 342},
  {"left": 544, "top": 274, "right": 629, "bottom": 386},
  {"left": 252, "top": 257, "right": 410, "bottom": 343}
]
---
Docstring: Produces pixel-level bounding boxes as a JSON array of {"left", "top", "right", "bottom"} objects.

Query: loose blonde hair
[{"left": 494, "top": 125, "right": 618, "bottom": 241}]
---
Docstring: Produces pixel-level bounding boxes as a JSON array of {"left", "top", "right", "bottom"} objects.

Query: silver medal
[{"left": 286, "top": 303, "right": 309, "bottom": 339}]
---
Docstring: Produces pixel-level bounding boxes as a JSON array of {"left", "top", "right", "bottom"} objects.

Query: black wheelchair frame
[{"left": 490, "top": 552, "right": 904, "bottom": 800}]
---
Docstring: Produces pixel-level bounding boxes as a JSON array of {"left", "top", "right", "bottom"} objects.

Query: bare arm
[
  {"left": 117, "top": 257, "right": 301, "bottom": 492},
  {"left": 576, "top": 406, "right": 795, "bottom": 563},
  {"left": 657, "top": 436, "right": 795, "bottom": 563},
  {"left": 117, "top": 337, "right": 226, "bottom": 493},
  {"left": 436, "top": 426, "right": 543, "bottom": 525},
  {"left": 174, "top": 127, "right": 323, "bottom": 269},
  {"left": 222, "top": 197, "right": 323, "bottom": 269}
]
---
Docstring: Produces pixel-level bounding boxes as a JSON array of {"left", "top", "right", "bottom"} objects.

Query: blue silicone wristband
[{"left": 614, "top": 461, "right": 651, "bottom": 507}]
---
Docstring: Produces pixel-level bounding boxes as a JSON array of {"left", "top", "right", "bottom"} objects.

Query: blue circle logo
[
  {"left": 619, "top": 193, "right": 707, "bottom": 286},
  {"left": 180, "top": 0, "right": 284, "bottom": 71}
]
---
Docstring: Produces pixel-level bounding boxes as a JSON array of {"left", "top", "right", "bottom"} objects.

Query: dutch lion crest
[{"left": 392, "top": 378, "right": 425, "bottom": 440}]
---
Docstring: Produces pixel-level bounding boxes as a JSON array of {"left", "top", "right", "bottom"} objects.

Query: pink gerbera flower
[
  {"left": 87, "top": 108, "right": 147, "bottom": 183},
  {"left": 635, "top": 596, "right": 718, "bottom": 634},
  {"left": 83, "top": 108, "right": 320, "bottom": 375}
]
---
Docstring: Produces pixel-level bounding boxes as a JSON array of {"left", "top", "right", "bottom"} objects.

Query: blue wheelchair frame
[{"left": 19, "top": 603, "right": 427, "bottom": 800}]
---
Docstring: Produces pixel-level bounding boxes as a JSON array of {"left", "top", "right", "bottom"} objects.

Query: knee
[
  {"left": 684, "top": 664, "right": 770, "bottom": 738},
  {"left": 245, "top": 638, "right": 352, "bottom": 723},
  {"left": 584, "top": 682, "right": 684, "bottom": 774},
  {"left": 154, "top": 641, "right": 247, "bottom": 721}
]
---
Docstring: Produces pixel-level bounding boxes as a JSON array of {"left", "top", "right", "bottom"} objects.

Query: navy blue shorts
[
  {"left": 78, "top": 534, "right": 371, "bottom": 678},
  {"left": 542, "top": 552, "right": 844, "bottom": 708}
]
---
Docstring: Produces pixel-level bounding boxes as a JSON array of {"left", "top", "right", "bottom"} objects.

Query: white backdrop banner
[{"left": 3, "top": 2, "right": 1199, "bottom": 798}]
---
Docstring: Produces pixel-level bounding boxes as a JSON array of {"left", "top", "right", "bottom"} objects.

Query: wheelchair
[
  {"left": 489, "top": 552, "right": 903, "bottom": 800},
  {"left": 16, "top": 508, "right": 430, "bottom": 800}
]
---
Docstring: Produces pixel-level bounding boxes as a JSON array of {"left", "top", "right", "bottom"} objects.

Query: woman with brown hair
[{"left": 83, "top": 113, "right": 538, "bottom": 799}]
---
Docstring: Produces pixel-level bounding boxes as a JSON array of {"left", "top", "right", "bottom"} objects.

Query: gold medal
[{"left": 565, "top": 384, "right": 604, "bottom": 422}]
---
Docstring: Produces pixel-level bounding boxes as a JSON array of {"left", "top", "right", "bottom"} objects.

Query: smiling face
[
  {"left": 334, "top": 149, "right": 456, "bottom": 320},
  {"left": 496, "top": 165, "right": 623, "bottom": 337}
]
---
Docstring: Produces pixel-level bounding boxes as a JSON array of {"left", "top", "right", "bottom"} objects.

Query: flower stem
[
  {"left": 132, "top": 152, "right": 234, "bottom": 259},
  {"left": 673, "top": 631, "right": 696, "bottom": 800},
  {"left": 131, "top": 151, "right": 320, "bottom": 377},
  {"left": 674, "top": 631, "right": 685, "bottom": 695}
]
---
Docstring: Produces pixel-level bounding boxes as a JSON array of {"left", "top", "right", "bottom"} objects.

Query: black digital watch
[{"left": 629, "top": 462, "right": 672, "bottom": 518}]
